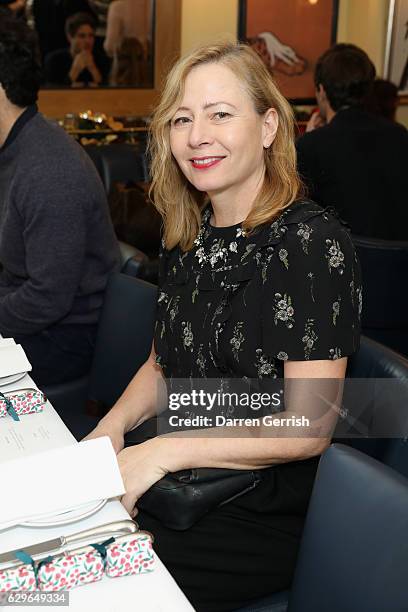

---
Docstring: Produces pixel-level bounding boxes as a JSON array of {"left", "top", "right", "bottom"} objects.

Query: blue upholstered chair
[
  {"left": 44, "top": 272, "right": 157, "bottom": 438},
  {"left": 85, "top": 143, "right": 149, "bottom": 195},
  {"left": 236, "top": 444, "right": 408, "bottom": 612},
  {"left": 288, "top": 444, "right": 408, "bottom": 612},
  {"left": 235, "top": 337, "right": 408, "bottom": 611},
  {"left": 352, "top": 234, "right": 408, "bottom": 356}
]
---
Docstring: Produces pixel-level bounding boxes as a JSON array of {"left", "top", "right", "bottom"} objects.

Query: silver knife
[{"left": 0, "top": 520, "right": 138, "bottom": 568}]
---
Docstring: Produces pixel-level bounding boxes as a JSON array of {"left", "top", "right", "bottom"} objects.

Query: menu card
[
  {"left": 0, "top": 341, "right": 31, "bottom": 378},
  {"left": 0, "top": 437, "right": 125, "bottom": 530}
]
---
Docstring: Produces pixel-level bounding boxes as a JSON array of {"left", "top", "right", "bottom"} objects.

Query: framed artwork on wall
[
  {"left": 238, "top": 0, "right": 339, "bottom": 103},
  {"left": 385, "top": 0, "right": 408, "bottom": 98}
]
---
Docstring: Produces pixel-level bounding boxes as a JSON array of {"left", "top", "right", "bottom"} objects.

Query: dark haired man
[
  {"left": 45, "top": 12, "right": 108, "bottom": 87},
  {"left": 296, "top": 43, "right": 408, "bottom": 240},
  {"left": 0, "top": 16, "right": 119, "bottom": 385}
]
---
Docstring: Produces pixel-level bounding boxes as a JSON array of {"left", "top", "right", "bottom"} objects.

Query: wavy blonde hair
[{"left": 149, "top": 41, "right": 303, "bottom": 251}]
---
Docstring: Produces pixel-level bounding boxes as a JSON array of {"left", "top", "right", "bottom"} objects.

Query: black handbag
[{"left": 138, "top": 468, "right": 262, "bottom": 530}]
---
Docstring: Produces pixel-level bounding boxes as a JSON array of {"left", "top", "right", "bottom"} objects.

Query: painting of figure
[
  {"left": 386, "top": 0, "right": 408, "bottom": 94},
  {"left": 239, "top": 0, "right": 339, "bottom": 101}
]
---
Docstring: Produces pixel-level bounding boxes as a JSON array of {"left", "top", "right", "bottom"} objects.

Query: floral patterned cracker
[
  {"left": 0, "top": 565, "right": 36, "bottom": 591},
  {"left": 37, "top": 549, "right": 104, "bottom": 591},
  {"left": 105, "top": 533, "right": 155, "bottom": 578},
  {"left": 0, "top": 390, "right": 45, "bottom": 418}
]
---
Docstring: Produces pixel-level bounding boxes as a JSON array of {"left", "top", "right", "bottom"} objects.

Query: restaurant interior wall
[
  {"left": 181, "top": 0, "right": 407, "bottom": 128},
  {"left": 38, "top": 0, "right": 407, "bottom": 126}
]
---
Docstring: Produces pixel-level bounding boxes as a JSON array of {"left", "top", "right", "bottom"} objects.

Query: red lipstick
[{"left": 190, "top": 156, "right": 225, "bottom": 169}]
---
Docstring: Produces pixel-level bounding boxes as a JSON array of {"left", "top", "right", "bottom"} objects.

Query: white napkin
[
  {"left": 0, "top": 338, "right": 16, "bottom": 348},
  {"left": 0, "top": 343, "right": 32, "bottom": 378},
  {"left": 0, "top": 437, "right": 125, "bottom": 530}
]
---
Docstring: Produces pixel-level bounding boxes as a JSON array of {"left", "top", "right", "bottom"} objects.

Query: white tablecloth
[{"left": 0, "top": 375, "right": 194, "bottom": 611}]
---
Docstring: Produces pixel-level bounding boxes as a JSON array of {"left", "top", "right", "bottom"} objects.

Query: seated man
[
  {"left": 296, "top": 44, "right": 408, "bottom": 240},
  {"left": 0, "top": 16, "right": 119, "bottom": 386},
  {"left": 44, "top": 12, "right": 108, "bottom": 87}
]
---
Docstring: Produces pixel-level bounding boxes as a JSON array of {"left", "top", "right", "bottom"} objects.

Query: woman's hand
[
  {"left": 82, "top": 417, "right": 126, "bottom": 455},
  {"left": 117, "top": 438, "right": 168, "bottom": 516}
]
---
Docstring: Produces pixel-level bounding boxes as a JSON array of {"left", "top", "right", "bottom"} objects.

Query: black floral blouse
[{"left": 154, "top": 199, "right": 361, "bottom": 380}]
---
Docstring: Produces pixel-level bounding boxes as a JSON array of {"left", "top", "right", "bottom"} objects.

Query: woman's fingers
[{"left": 120, "top": 491, "right": 138, "bottom": 515}]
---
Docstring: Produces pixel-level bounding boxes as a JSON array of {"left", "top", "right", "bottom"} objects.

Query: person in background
[
  {"left": 0, "top": 15, "right": 119, "bottom": 386},
  {"left": 44, "top": 12, "right": 108, "bottom": 87},
  {"left": 104, "top": 0, "right": 152, "bottom": 86},
  {"left": 364, "top": 78, "right": 399, "bottom": 123},
  {"left": 35, "top": 0, "right": 98, "bottom": 55},
  {"left": 87, "top": 0, "right": 112, "bottom": 80},
  {"left": 296, "top": 43, "right": 408, "bottom": 240},
  {"left": 85, "top": 42, "right": 361, "bottom": 611}
]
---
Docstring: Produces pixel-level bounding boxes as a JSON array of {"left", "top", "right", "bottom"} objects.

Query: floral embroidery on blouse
[
  {"left": 169, "top": 296, "right": 180, "bottom": 331},
  {"left": 154, "top": 200, "right": 361, "bottom": 379},
  {"left": 255, "top": 246, "right": 275, "bottom": 284},
  {"left": 193, "top": 211, "right": 248, "bottom": 269},
  {"left": 307, "top": 272, "right": 315, "bottom": 302},
  {"left": 158, "top": 319, "right": 166, "bottom": 340},
  {"left": 332, "top": 297, "right": 341, "bottom": 326},
  {"left": 196, "top": 344, "right": 206, "bottom": 377},
  {"left": 158, "top": 291, "right": 168, "bottom": 306},
  {"left": 357, "top": 287, "right": 363, "bottom": 318},
  {"left": 181, "top": 321, "right": 194, "bottom": 351},
  {"left": 241, "top": 243, "right": 257, "bottom": 261},
  {"left": 325, "top": 238, "right": 345, "bottom": 275},
  {"left": 230, "top": 322, "right": 245, "bottom": 362},
  {"left": 274, "top": 293, "right": 295, "bottom": 329},
  {"left": 302, "top": 318, "right": 318, "bottom": 360},
  {"left": 192, "top": 274, "right": 200, "bottom": 304},
  {"left": 329, "top": 347, "right": 342, "bottom": 360},
  {"left": 297, "top": 223, "right": 313, "bottom": 254},
  {"left": 278, "top": 248, "right": 289, "bottom": 269},
  {"left": 255, "top": 349, "right": 278, "bottom": 378},
  {"left": 350, "top": 279, "right": 355, "bottom": 307}
]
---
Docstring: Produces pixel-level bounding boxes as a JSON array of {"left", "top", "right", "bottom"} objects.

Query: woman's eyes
[
  {"left": 213, "top": 111, "right": 231, "bottom": 120},
  {"left": 172, "top": 116, "right": 191, "bottom": 126},
  {"left": 172, "top": 111, "right": 232, "bottom": 126}
]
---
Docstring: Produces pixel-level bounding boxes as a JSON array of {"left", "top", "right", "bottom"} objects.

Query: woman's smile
[{"left": 190, "top": 156, "right": 226, "bottom": 170}]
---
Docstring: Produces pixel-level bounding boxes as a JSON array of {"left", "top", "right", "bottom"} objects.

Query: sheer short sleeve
[{"left": 262, "top": 212, "right": 361, "bottom": 362}]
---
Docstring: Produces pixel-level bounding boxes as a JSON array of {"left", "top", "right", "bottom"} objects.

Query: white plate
[
  {"left": 0, "top": 372, "right": 27, "bottom": 387},
  {"left": 21, "top": 499, "right": 107, "bottom": 527}
]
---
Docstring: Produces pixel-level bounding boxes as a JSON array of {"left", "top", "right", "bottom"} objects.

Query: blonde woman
[{"left": 86, "top": 42, "right": 361, "bottom": 611}]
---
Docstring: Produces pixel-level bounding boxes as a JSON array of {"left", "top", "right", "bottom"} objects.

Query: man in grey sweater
[{"left": 0, "top": 15, "right": 119, "bottom": 386}]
